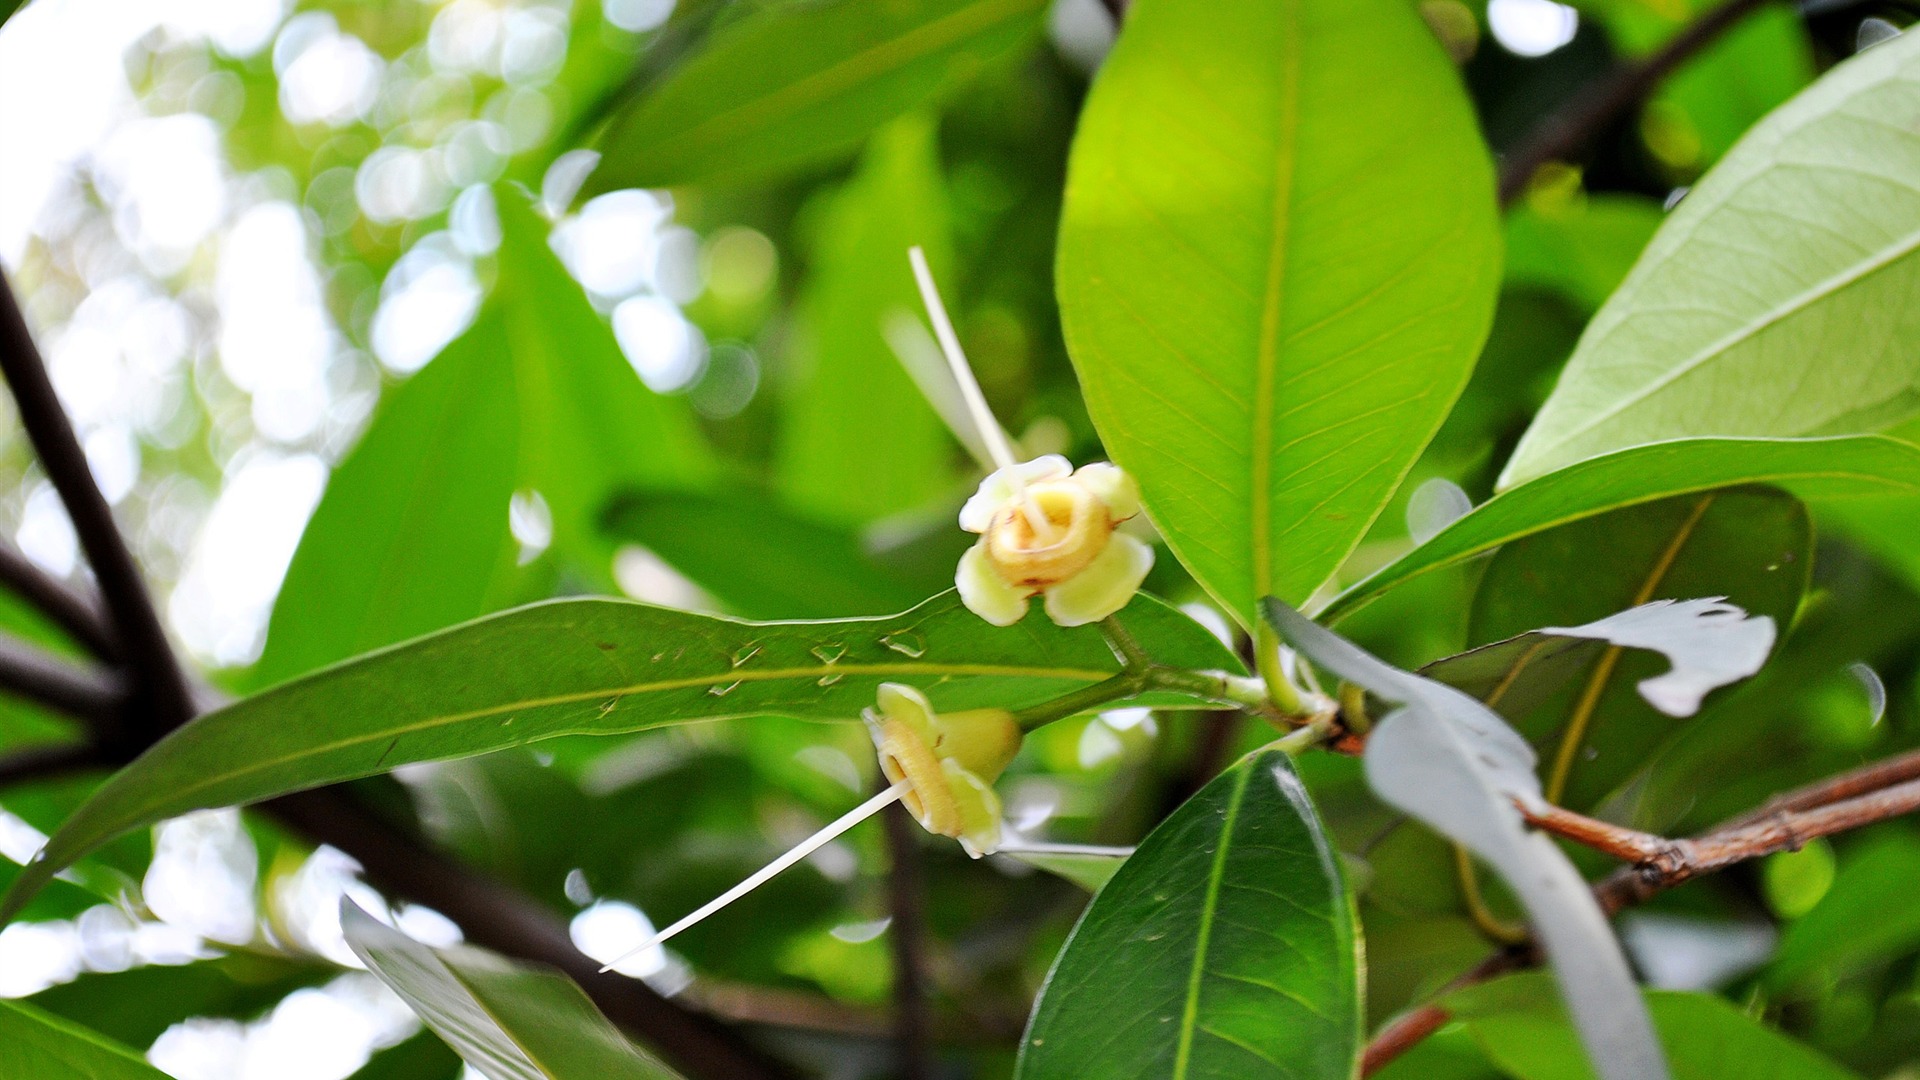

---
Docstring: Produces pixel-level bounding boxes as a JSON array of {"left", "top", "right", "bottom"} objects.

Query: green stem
[
  {"left": 1008, "top": 671, "right": 1148, "bottom": 732},
  {"left": 1254, "top": 623, "right": 1308, "bottom": 716},
  {"left": 1099, "top": 615, "right": 1151, "bottom": 671}
]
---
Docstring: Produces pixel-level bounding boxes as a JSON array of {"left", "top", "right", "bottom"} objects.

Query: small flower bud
[
  {"left": 955, "top": 456, "right": 1153, "bottom": 627},
  {"left": 864, "top": 683, "right": 1021, "bottom": 857}
]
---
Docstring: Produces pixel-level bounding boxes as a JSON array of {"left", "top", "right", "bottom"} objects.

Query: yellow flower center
[{"left": 983, "top": 481, "right": 1113, "bottom": 589}]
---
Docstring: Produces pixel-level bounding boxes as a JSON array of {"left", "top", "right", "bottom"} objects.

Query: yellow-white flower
[
  {"left": 865, "top": 682, "right": 1020, "bottom": 858},
  {"left": 954, "top": 456, "right": 1153, "bottom": 627}
]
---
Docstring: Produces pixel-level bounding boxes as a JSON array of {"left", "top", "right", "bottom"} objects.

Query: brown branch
[
  {"left": 1496, "top": 0, "right": 1774, "bottom": 205},
  {"left": 0, "top": 541, "right": 116, "bottom": 660},
  {"left": 0, "top": 269, "right": 192, "bottom": 745},
  {"left": 0, "top": 741, "right": 100, "bottom": 788},
  {"left": 0, "top": 633, "right": 124, "bottom": 722},
  {"left": 1362, "top": 750, "right": 1920, "bottom": 1075},
  {"left": 882, "top": 797, "right": 936, "bottom": 1080}
]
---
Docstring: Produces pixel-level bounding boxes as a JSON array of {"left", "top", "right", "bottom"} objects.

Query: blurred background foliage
[{"left": 1, "top": 0, "right": 1919, "bottom": 1077}]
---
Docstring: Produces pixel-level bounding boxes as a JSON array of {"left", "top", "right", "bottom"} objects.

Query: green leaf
[
  {"left": 1766, "top": 828, "right": 1920, "bottom": 992},
  {"left": 351, "top": 1031, "right": 463, "bottom": 1080},
  {"left": 1324, "top": 436, "right": 1920, "bottom": 623},
  {"left": 1000, "top": 844, "right": 1130, "bottom": 893},
  {"left": 1449, "top": 973, "right": 1860, "bottom": 1080},
  {"left": 257, "top": 192, "right": 712, "bottom": 686},
  {"left": 1016, "top": 749, "right": 1360, "bottom": 1079},
  {"left": 602, "top": 488, "right": 953, "bottom": 619},
  {"left": 0, "top": 999, "right": 170, "bottom": 1079},
  {"left": 587, "top": 0, "right": 1047, "bottom": 191},
  {"left": 1458, "top": 487, "right": 1809, "bottom": 808},
  {"left": 776, "top": 114, "right": 956, "bottom": 525},
  {"left": 29, "top": 954, "right": 331, "bottom": 1050},
  {"left": 1, "top": 593, "right": 1236, "bottom": 923},
  {"left": 1056, "top": 0, "right": 1500, "bottom": 623},
  {"left": 1503, "top": 195, "right": 1664, "bottom": 314},
  {"left": 1501, "top": 32, "right": 1920, "bottom": 486},
  {"left": 342, "top": 902, "right": 681, "bottom": 1080}
]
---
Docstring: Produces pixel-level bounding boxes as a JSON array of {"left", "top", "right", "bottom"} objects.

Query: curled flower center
[{"left": 984, "top": 481, "right": 1111, "bottom": 588}]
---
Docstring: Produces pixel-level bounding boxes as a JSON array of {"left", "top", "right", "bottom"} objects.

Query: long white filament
[
  {"left": 598, "top": 780, "right": 911, "bottom": 973},
  {"left": 907, "top": 247, "right": 1056, "bottom": 542}
]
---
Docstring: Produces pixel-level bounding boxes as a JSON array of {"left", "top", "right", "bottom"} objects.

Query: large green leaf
[
  {"left": 0, "top": 999, "right": 169, "bottom": 1079},
  {"left": 1016, "top": 749, "right": 1360, "bottom": 1079},
  {"left": 29, "top": 954, "right": 330, "bottom": 1050},
  {"left": 1461, "top": 487, "right": 1809, "bottom": 808},
  {"left": 1056, "top": 0, "right": 1500, "bottom": 623},
  {"left": 1503, "top": 195, "right": 1663, "bottom": 314},
  {"left": 776, "top": 114, "right": 956, "bottom": 525},
  {"left": 0, "top": 593, "right": 1235, "bottom": 923},
  {"left": 1501, "top": 32, "right": 1920, "bottom": 486},
  {"left": 587, "top": 0, "right": 1046, "bottom": 191},
  {"left": 257, "top": 193, "right": 712, "bottom": 686},
  {"left": 1449, "top": 973, "right": 1859, "bottom": 1080},
  {"left": 343, "top": 902, "right": 681, "bottom": 1079},
  {"left": 1323, "top": 435, "right": 1920, "bottom": 622}
]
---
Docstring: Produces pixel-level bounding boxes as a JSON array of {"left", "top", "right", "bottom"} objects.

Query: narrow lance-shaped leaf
[
  {"left": 0, "top": 999, "right": 170, "bottom": 1079},
  {"left": 1323, "top": 435, "right": 1920, "bottom": 622},
  {"left": 1, "top": 593, "right": 1237, "bottom": 924},
  {"left": 1017, "top": 749, "right": 1361, "bottom": 1080},
  {"left": 1502, "top": 30, "right": 1920, "bottom": 486},
  {"left": 342, "top": 902, "right": 682, "bottom": 1080},
  {"left": 587, "top": 0, "right": 1047, "bottom": 191},
  {"left": 1057, "top": 0, "right": 1499, "bottom": 623},
  {"left": 1262, "top": 599, "right": 1668, "bottom": 1080}
]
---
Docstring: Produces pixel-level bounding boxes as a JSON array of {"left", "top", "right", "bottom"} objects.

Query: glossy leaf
[
  {"left": 1263, "top": 600, "right": 1667, "bottom": 1080},
  {"left": 602, "top": 488, "right": 953, "bottom": 619},
  {"left": 1, "top": 593, "right": 1236, "bottom": 923},
  {"left": 776, "top": 114, "right": 955, "bottom": 525},
  {"left": 1000, "top": 844, "right": 1131, "bottom": 893},
  {"left": 1017, "top": 750, "right": 1360, "bottom": 1079},
  {"left": 588, "top": 0, "right": 1047, "bottom": 191},
  {"left": 257, "top": 192, "right": 711, "bottom": 685},
  {"left": 0, "top": 999, "right": 169, "bottom": 1079},
  {"left": 1324, "top": 435, "right": 1920, "bottom": 623},
  {"left": 342, "top": 902, "right": 680, "bottom": 1079},
  {"left": 1449, "top": 973, "right": 1859, "bottom": 1080},
  {"left": 1459, "top": 488, "right": 1807, "bottom": 808},
  {"left": 1502, "top": 32, "right": 1920, "bottom": 486},
  {"left": 1056, "top": 0, "right": 1500, "bottom": 623}
]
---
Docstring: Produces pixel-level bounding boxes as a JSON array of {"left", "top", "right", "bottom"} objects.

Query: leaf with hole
[
  {"left": 1262, "top": 600, "right": 1667, "bottom": 1080},
  {"left": 1016, "top": 749, "right": 1360, "bottom": 1079},
  {"left": 0, "top": 593, "right": 1236, "bottom": 924},
  {"left": 1056, "top": 0, "right": 1499, "bottom": 624}
]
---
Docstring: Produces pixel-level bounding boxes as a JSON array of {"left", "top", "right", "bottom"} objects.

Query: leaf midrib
[
  {"left": 1520, "top": 218, "right": 1920, "bottom": 472},
  {"left": 1248, "top": 0, "right": 1304, "bottom": 604},
  {"left": 72, "top": 659, "right": 1120, "bottom": 850},
  {"left": 1171, "top": 760, "right": 1253, "bottom": 1079},
  {"left": 643, "top": 0, "right": 1036, "bottom": 163}
]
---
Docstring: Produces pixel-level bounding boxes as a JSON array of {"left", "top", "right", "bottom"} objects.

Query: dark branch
[
  {"left": 0, "top": 270, "right": 193, "bottom": 744},
  {"left": 0, "top": 541, "right": 116, "bottom": 661},
  {"left": 882, "top": 798, "right": 936, "bottom": 1080},
  {"left": 1496, "top": 0, "right": 1774, "bottom": 205},
  {"left": 0, "top": 634, "right": 124, "bottom": 722},
  {"left": 268, "top": 787, "right": 801, "bottom": 1080},
  {"left": 0, "top": 741, "right": 101, "bottom": 788},
  {"left": 1096, "top": 0, "right": 1127, "bottom": 24}
]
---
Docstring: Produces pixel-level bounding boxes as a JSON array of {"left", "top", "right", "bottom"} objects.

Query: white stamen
[
  {"left": 598, "top": 780, "right": 910, "bottom": 972},
  {"left": 908, "top": 247, "right": 1020, "bottom": 472}
]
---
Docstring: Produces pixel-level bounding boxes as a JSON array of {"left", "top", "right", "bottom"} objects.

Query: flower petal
[
  {"left": 1071, "top": 462, "right": 1141, "bottom": 521},
  {"left": 1042, "top": 532, "right": 1154, "bottom": 627},
  {"left": 959, "top": 455, "right": 1073, "bottom": 532},
  {"left": 957, "top": 539, "right": 1031, "bottom": 626}
]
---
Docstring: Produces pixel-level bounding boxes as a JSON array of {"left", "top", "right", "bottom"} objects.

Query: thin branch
[
  {"left": 1096, "top": 0, "right": 1127, "bottom": 24},
  {"left": 1496, "top": 0, "right": 1774, "bottom": 205},
  {"left": 882, "top": 796, "right": 936, "bottom": 1080},
  {"left": 268, "top": 787, "right": 801, "bottom": 1080},
  {"left": 0, "top": 541, "right": 116, "bottom": 660},
  {"left": 1362, "top": 750, "right": 1920, "bottom": 1075},
  {"left": 0, "top": 741, "right": 101, "bottom": 788},
  {"left": 0, "top": 633, "right": 124, "bottom": 721},
  {"left": 0, "top": 270, "right": 193, "bottom": 743}
]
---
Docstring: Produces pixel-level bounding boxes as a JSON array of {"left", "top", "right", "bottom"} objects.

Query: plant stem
[
  {"left": 1100, "top": 615, "right": 1151, "bottom": 671},
  {"left": 881, "top": 789, "right": 936, "bottom": 1080},
  {"left": 1495, "top": 0, "right": 1775, "bottom": 205},
  {"left": 1010, "top": 671, "right": 1148, "bottom": 731},
  {"left": 0, "top": 634, "right": 124, "bottom": 722},
  {"left": 0, "top": 541, "right": 116, "bottom": 660},
  {"left": 0, "top": 742, "right": 100, "bottom": 789}
]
